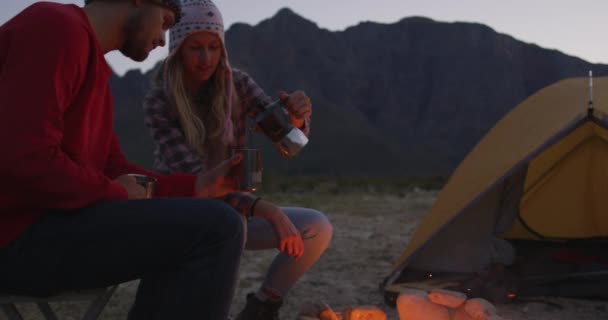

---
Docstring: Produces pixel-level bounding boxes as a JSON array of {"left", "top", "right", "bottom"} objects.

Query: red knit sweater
[{"left": 0, "top": 3, "right": 196, "bottom": 248}]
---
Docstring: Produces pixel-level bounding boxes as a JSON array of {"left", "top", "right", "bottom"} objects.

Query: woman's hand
[
  {"left": 254, "top": 200, "right": 304, "bottom": 259},
  {"left": 279, "top": 90, "right": 311, "bottom": 129},
  {"left": 195, "top": 153, "right": 242, "bottom": 198}
]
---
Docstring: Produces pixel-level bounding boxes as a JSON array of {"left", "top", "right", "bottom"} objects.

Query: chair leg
[
  {"left": 81, "top": 285, "right": 119, "bottom": 320},
  {"left": 1, "top": 304, "right": 24, "bottom": 320},
  {"left": 1, "top": 285, "right": 119, "bottom": 320},
  {"left": 37, "top": 302, "right": 59, "bottom": 320}
]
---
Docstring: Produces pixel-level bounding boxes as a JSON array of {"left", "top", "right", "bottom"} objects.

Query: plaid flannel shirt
[{"left": 143, "top": 68, "right": 310, "bottom": 216}]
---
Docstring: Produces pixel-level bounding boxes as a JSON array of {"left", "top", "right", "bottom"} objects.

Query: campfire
[{"left": 299, "top": 289, "right": 504, "bottom": 320}]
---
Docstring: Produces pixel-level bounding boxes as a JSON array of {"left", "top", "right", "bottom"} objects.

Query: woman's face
[{"left": 180, "top": 32, "right": 223, "bottom": 85}]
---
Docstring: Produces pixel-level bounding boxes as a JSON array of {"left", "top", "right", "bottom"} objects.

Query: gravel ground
[{"left": 3, "top": 190, "right": 608, "bottom": 319}]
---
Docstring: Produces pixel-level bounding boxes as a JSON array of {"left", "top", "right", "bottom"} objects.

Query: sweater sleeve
[
  {"left": 0, "top": 17, "right": 127, "bottom": 210},
  {"left": 104, "top": 134, "right": 197, "bottom": 198},
  {"left": 233, "top": 69, "right": 272, "bottom": 118}
]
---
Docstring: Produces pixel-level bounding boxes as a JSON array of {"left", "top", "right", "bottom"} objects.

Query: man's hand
[
  {"left": 254, "top": 200, "right": 304, "bottom": 259},
  {"left": 279, "top": 90, "right": 311, "bottom": 129},
  {"left": 114, "top": 175, "right": 146, "bottom": 199},
  {"left": 195, "top": 153, "right": 242, "bottom": 198}
]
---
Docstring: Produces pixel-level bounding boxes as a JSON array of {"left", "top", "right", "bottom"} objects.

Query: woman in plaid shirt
[{"left": 143, "top": 1, "right": 333, "bottom": 319}]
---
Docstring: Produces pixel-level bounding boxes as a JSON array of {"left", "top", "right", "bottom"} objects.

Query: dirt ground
[{"left": 3, "top": 190, "right": 608, "bottom": 319}]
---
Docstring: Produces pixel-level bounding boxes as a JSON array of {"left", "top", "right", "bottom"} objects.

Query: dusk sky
[{"left": 2, "top": 0, "right": 606, "bottom": 75}]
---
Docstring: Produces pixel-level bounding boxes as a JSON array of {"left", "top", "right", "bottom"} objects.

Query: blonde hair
[{"left": 161, "top": 52, "right": 239, "bottom": 158}]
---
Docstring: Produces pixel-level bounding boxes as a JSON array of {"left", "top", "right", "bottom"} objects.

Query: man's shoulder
[
  {"left": 13, "top": 2, "right": 89, "bottom": 39},
  {"left": 24, "top": 2, "right": 82, "bottom": 17},
  {"left": 0, "top": 2, "right": 97, "bottom": 77}
]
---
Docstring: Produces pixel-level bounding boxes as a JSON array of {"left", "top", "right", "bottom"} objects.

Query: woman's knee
[{"left": 294, "top": 208, "right": 333, "bottom": 243}]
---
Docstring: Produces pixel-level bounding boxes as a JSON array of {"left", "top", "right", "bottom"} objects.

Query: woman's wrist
[{"left": 252, "top": 199, "right": 283, "bottom": 221}]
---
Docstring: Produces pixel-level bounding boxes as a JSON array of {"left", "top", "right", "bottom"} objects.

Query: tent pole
[{"left": 588, "top": 70, "right": 594, "bottom": 118}]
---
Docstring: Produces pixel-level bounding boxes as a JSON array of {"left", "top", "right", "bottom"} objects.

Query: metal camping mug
[
  {"left": 231, "top": 149, "right": 263, "bottom": 192},
  {"left": 127, "top": 174, "right": 157, "bottom": 199}
]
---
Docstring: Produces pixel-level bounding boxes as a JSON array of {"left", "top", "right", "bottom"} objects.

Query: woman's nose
[{"left": 198, "top": 48, "right": 209, "bottom": 60}]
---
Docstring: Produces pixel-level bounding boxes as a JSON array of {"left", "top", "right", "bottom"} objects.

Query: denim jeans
[
  {"left": 245, "top": 207, "right": 333, "bottom": 296},
  {"left": 0, "top": 198, "right": 244, "bottom": 320}
]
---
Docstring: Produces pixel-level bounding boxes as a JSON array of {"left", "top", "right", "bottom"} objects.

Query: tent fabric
[
  {"left": 512, "top": 123, "right": 608, "bottom": 239},
  {"left": 387, "top": 77, "right": 608, "bottom": 284},
  {"left": 406, "top": 166, "right": 526, "bottom": 273}
]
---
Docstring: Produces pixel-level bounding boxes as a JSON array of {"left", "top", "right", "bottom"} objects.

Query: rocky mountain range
[{"left": 111, "top": 8, "right": 608, "bottom": 177}]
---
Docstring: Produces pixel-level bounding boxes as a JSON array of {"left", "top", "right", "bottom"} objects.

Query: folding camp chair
[{"left": 0, "top": 285, "right": 118, "bottom": 320}]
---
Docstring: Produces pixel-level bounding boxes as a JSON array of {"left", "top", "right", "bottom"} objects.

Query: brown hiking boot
[{"left": 236, "top": 293, "right": 283, "bottom": 320}]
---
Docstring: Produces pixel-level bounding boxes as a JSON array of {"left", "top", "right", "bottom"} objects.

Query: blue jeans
[
  {"left": 0, "top": 198, "right": 244, "bottom": 320},
  {"left": 245, "top": 207, "right": 333, "bottom": 296}
]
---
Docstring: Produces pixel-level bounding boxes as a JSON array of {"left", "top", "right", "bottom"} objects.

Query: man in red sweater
[{"left": 0, "top": 1, "right": 245, "bottom": 319}]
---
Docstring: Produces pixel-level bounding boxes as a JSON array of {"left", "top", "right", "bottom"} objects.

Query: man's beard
[{"left": 120, "top": 13, "right": 150, "bottom": 62}]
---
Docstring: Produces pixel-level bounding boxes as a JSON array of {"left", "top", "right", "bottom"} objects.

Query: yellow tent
[{"left": 384, "top": 76, "right": 608, "bottom": 302}]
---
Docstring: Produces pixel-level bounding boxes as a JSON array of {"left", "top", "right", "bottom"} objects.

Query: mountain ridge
[{"left": 111, "top": 9, "right": 608, "bottom": 176}]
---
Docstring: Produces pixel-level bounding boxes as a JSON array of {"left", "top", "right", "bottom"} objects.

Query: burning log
[
  {"left": 344, "top": 306, "right": 387, "bottom": 320},
  {"left": 462, "top": 299, "right": 503, "bottom": 320},
  {"left": 302, "top": 303, "right": 386, "bottom": 320},
  {"left": 395, "top": 288, "right": 505, "bottom": 320},
  {"left": 428, "top": 289, "right": 467, "bottom": 308},
  {"left": 397, "top": 289, "right": 451, "bottom": 320},
  {"left": 452, "top": 308, "right": 475, "bottom": 320},
  {"left": 319, "top": 309, "right": 342, "bottom": 320}
]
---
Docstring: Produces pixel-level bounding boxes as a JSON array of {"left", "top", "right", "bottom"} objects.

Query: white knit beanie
[{"left": 167, "top": 0, "right": 235, "bottom": 145}]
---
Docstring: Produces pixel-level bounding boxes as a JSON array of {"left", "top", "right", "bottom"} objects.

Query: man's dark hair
[{"left": 84, "top": 0, "right": 183, "bottom": 24}]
